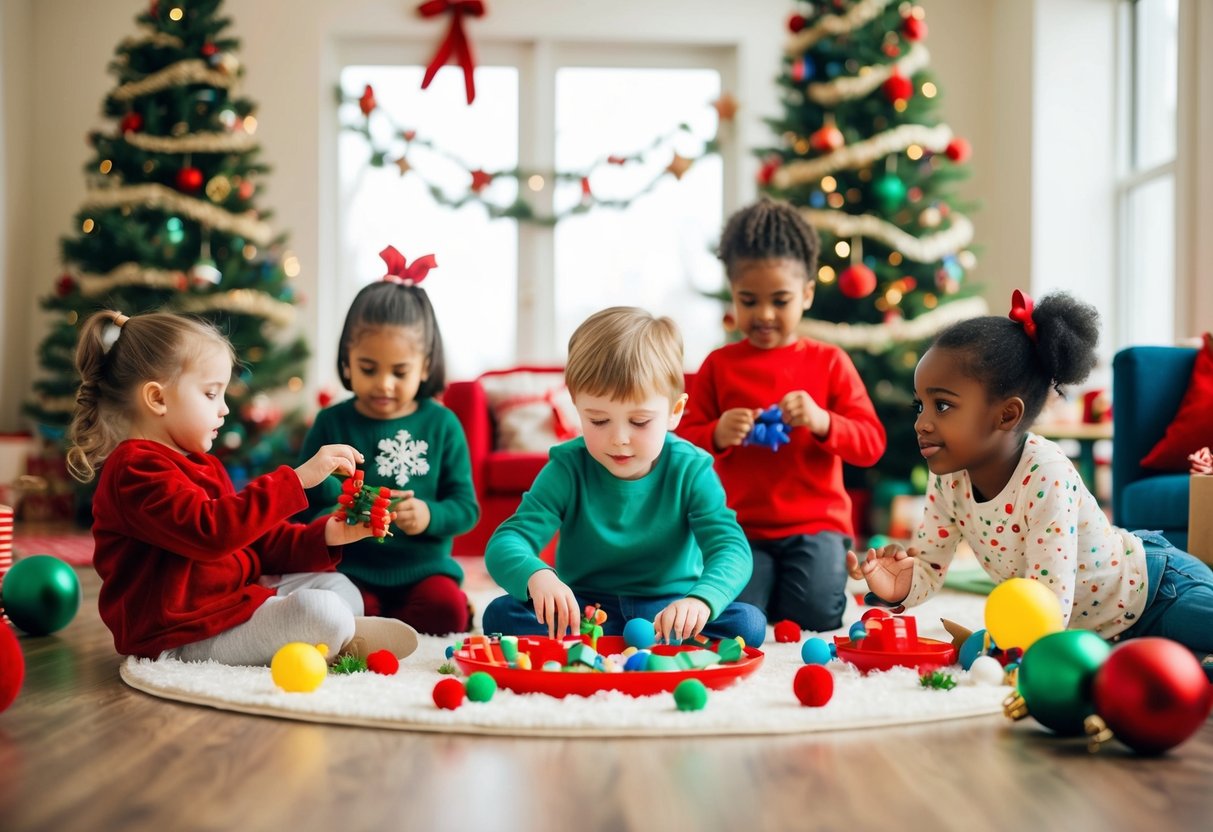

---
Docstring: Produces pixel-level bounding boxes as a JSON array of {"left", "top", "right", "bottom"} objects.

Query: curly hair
[{"left": 716, "top": 197, "right": 820, "bottom": 281}]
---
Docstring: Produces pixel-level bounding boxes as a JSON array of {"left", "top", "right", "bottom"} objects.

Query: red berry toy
[{"left": 335, "top": 470, "right": 393, "bottom": 541}]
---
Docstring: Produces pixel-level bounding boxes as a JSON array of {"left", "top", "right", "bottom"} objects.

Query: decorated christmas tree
[
  {"left": 757, "top": 0, "right": 984, "bottom": 497},
  {"left": 24, "top": 0, "right": 308, "bottom": 493}
]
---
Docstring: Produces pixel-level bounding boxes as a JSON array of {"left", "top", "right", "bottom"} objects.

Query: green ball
[
  {"left": 873, "top": 173, "right": 907, "bottom": 212},
  {"left": 865, "top": 534, "right": 893, "bottom": 550},
  {"left": 910, "top": 465, "right": 929, "bottom": 494},
  {"left": 673, "top": 678, "right": 708, "bottom": 711},
  {"left": 1017, "top": 630, "right": 1112, "bottom": 735},
  {"left": 464, "top": 671, "right": 498, "bottom": 703},
  {"left": 1, "top": 555, "right": 82, "bottom": 636}
]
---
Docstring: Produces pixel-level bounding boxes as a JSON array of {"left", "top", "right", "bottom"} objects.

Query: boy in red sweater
[{"left": 676, "top": 199, "right": 886, "bottom": 631}]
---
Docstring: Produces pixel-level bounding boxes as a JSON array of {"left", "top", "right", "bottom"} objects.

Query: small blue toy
[{"left": 743, "top": 405, "right": 791, "bottom": 451}]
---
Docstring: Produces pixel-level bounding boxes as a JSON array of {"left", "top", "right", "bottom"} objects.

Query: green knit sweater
[
  {"left": 300, "top": 398, "right": 479, "bottom": 587},
  {"left": 485, "top": 435, "right": 752, "bottom": 618}
]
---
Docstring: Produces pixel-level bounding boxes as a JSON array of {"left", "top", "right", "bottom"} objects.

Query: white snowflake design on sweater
[{"left": 376, "top": 429, "right": 430, "bottom": 486}]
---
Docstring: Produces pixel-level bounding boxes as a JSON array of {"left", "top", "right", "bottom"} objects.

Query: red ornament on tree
[
  {"left": 839, "top": 264, "right": 878, "bottom": 299},
  {"left": 55, "top": 274, "right": 76, "bottom": 298},
  {"left": 787, "top": 13, "right": 806, "bottom": 34},
  {"left": 469, "top": 169, "right": 493, "bottom": 193},
  {"left": 120, "top": 112, "right": 144, "bottom": 134},
  {"left": 175, "top": 167, "right": 204, "bottom": 194},
  {"left": 358, "top": 84, "right": 377, "bottom": 117},
  {"left": 757, "top": 154, "right": 782, "bottom": 186},
  {"left": 809, "top": 124, "right": 845, "bottom": 153},
  {"left": 903, "top": 16, "right": 928, "bottom": 41},
  {"left": 945, "top": 137, "right": 972, "bottom": 162},
  {"left": 883, "top": 71, "right": 914, "bottom": 103},
  {"left": 201, "top": 42, "right": 218, "bottom": 58},
  {"left": 238, "top": 179, "right": 255, "bottom": 200},
  {"left": 1090, "top": 638, "right": 1213, "bottom": 755}
]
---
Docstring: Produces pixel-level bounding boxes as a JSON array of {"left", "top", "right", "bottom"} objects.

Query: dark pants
[
  {"left": 737, "top": 531, "right": 850, "bottom": 632},
  {"left": 481, "top": 590, "right": 767, "bottom": 647},
  {"left": 351, "top": 574, "right": 470, "bottom": 636}
]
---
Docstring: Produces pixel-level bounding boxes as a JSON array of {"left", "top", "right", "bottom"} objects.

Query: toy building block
[
  {"left": 743, "top": 405, "right": 792, "bottom": 451},
  {"left": 675, "top": 649, "right": 723, "bottom": 670},
  {"left": 644, "top": 654, "right": 679, "bottom": 672},
  {"left": 860, "top": 615, "right": 918, "bottom": 651},
  {"left": 335, "top": 470, "right": 393, "bottom": 541},
  {"left": 464, "top": 634, "right": 504, "bottom": 664},
  {"left": 566, "top": 642, "right": 601, "bottom": 669},
  {"left": 499, "top": 635, "right": 519, "bottom": 665},
  {"left": 715, "top": 637, "right": 744, "bottom": 663}
]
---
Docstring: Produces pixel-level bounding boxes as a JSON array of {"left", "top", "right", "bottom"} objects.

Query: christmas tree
[
  {"left": 757, "top": 0, "right": 984, "bottom": 497},
  {"left": 24, "top": 0, "right": 308, "bottom": 493}
]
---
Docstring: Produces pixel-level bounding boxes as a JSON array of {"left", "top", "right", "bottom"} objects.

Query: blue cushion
[{"left": 1120, "top": 474, "right": 1191, "bottom": 532}]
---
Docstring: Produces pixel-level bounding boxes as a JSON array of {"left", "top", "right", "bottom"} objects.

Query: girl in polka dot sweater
[{"left": 847, "top": 290, "right": 1213, "bottom": 676}]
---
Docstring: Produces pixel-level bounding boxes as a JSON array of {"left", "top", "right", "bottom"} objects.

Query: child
[
  {"left": 482, "top": 306, "right": 766, "bottom": 646},
  {"left": 300, "top": 247, "right": 479, "bottom": 635},
  {"left": 676, "top": 199, "right": 886, "bottom": 632},
  {"left": 848, "top": 290, "right": 1213, "bottom": 677},
  {"left": 70, "top": 309, "right": 417, "bottom": 665}
]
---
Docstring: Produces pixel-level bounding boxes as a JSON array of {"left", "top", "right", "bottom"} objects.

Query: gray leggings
[{"left": 167, "top": 572, "right": 364, "bottom": 666}]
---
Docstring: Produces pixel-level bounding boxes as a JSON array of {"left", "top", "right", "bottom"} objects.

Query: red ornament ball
[
  {"left": 366, "top": 649, "right": 399, "bottom": 675},
  {"left": 757, "top": 155, "right": 782, "bottom": 186},
  {"left": 773, "top": 620, "right": 801, "bottom": 644},
  {"left": 1091, "top": 638, "right": 1213, "bottom": 755},
  {"left": 55, "top": 274, "right": 76, "bottom": 298},
  {"left": 794, "top": 664, "right": 835, "bottom": 707},
  {"left": 120, "top": 112, "right": 144, "bottom": 134},
  {"left": 1, "top": 623, "right": 25, "bottom": 713},
  {"left": 945, "top": 138, "right": 972, "bottom": 163},
  {"left": 787, "top": 14, "right": 806, "bottom": 34},
  {"left": 432, "top": 677, "right": 465, "bottom": 710},
  {"left": 882, "top": 72, "right": 914, "bottom": 103},
  {"left": 809, "top": 124, "right": 845, "bottom": 153},
  {"left": 175, "top": 167, "right": 204, "bottom": 194},
  {"left": 838, "top": 264, "right": 878, "bottom": 299},
  {"left": 903, "top": 16, "right": 928, "bottom": 41},
  {"left": 201, "top": 42, "right": 218, "bottom": 58}
]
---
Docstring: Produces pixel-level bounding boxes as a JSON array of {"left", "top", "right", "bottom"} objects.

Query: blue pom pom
[
  {"left": 801, "top": 637, "right": 832, "bottom": 665},
  {"left": 444, "top": 645, "right": 455, "bottom": 660},
  {"left": 624, "top": 650, "right": 651, "bottom": 672},
  {"left": 623, "top": 617, "right": 656, "bottom": 649}
]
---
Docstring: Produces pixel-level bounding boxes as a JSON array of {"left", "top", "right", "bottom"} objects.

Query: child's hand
[
  {"left": 526, "top": 569, "right": 580, "bottom": 639},
  {"left": 652, "top": 597, "right": 711, "bottom": 643},
  {"left": 780, "top": 390, "right": 830, "bottom": 437},
  {"left": 714, "top": 407, "right": 761, "bottom": 450},
  {"left": 846, "top": 544, "right": 915, "bottom": 605},
  {"left": 296, "top": 444, "right": 364, "bottom": 489},
  {"left": 390, "top": 490, "right": 431, "bottom": 535},
  {"left": 324, "top": 511, "right": 395, "bottom": 546}
]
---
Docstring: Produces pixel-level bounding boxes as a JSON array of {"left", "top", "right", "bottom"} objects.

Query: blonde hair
[
  {"left": 565, "top": 307, "right": 684, "bottom": 403},
  {"left": 67, "top": 310, "right": 236, "bottom": 482}
]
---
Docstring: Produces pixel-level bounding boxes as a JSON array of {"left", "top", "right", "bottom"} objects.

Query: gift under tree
[
  {"left": 24, "top": 0, "right": 308, "bottom": 501},
  {"left": 756, "top": 0, "right": 982, "bottom": 500}
]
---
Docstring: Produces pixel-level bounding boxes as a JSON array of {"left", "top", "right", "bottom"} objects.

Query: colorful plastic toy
[
  {"left": 833, "top": 614, "right": 957, "bottom": 674},
  {"left": 335, "top": 470, "right": 392, "bottom": 541},
  {"left": 743, "top": 405, "right": 792, "bottom": 451}
]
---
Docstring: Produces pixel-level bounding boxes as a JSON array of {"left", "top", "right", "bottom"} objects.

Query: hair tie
[
  {"left": 101, "top": 311, "right": 129, "bottom": 354},
  {"left": 380, "top": 245, "right": 437, "bottom": 286},
  {"left": 113, "top": 313, "right": 130, "bottom": 328},
  {"left": 1008, "top": 289, "right": 1038, "bottom": 343}
]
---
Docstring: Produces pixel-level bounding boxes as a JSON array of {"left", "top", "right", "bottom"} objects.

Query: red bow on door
[{"left": 417, "top": 1, "right": 485, "bottom": 105}]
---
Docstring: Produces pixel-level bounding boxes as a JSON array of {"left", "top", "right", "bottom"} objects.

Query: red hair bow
[
  {"left": 380, "top": 246, "right": 437, "bottom": 286},
  {"left": 1008, "top": 289, "right": 1038, "bottom": 342}
]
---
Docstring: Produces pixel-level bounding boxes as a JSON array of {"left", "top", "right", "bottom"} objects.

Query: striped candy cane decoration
[{"left": 0, "top": 504, "right": 13, "bottom": 623}]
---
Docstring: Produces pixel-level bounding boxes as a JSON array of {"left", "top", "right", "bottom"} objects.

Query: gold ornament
[
  {"left": 393, "top": 156, "right": 412, "bottom": 176},
  {"left": 711, "top": 93, "right": 739, "bottom": 122},
  {"left": 171, "top": 121, "right": 189, "bottom": 137},
  {"left": 666, "top": 153, "right": 693, "bottom": 181},
  {"left": 206, "top": 175, "right": 232, "bottom": 202}
]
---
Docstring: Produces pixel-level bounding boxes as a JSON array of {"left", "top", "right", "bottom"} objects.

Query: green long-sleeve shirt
[
  {"left": 300, "top": 397, "right": 479, "bottom": 587},
  {"left": 485, "top": 434, "right": 752, "bottom": 618}
]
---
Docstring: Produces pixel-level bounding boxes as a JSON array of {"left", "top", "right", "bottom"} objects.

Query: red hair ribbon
[
  {"left": 380, "top": 246, "right": 437, "bottom": 286},
  {"left": 1008, "top": 289, "right": 1038, "bottom": 342},
  {"left": 417, "top": 1, "right": 485, "bottom": 105}
]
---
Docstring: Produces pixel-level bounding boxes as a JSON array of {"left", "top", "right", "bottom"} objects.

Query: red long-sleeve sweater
[
  {"left": 91, "top": 439, "right": 339, "bottom": 658},
  {"left": 676, "top": 338, "right": 886, "bottom": 540}
]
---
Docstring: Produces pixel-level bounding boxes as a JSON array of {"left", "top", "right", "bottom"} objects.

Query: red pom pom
[
  {"left": 773, "top": 620, "right": 801, "bottom": 643},
  {"left": 432, "top": 677, "right": 465, "bottom": 710},
  {"left": 903, "top": 16, "right": 928, "bottom": 41},
  {"left": 838, "top": 264, "right": 877, "bottom": 299},
  {"left": 1, "top": 623, "right": 26, "bottom": 713},
  {"left": 809, "top": 124, "right": 845, "bottom": 153},
  {"left": 175, "top": 166, "right": 204, "bottom": 194},
  {"left": 945, "top": 138, "right": 972, "bottom": 163},
  {"left": 787, "top": 13, "right": 806, "bottom": 33},
  {"left": 366, "top": 649, "right": 399, "bottom": 675},
  {"left": 794, "top": 664, "right": 835, "bottom": 707},
  {"left": 882, "top": 72, "right": 914, "bottom": 103}
]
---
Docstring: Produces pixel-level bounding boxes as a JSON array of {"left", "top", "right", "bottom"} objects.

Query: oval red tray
[
  {"left": 832, "top": 635, "right": 957, "bottom": 674},
  {"left": 453, "top": 635, "right": 764, "bottom": 698}
]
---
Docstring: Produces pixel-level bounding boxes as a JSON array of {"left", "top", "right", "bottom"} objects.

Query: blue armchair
[{"left": 1111, "top": 345, "right": 1198, "bottom": 549}]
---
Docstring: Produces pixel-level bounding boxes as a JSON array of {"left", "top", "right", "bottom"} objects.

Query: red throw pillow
[{"left": 1140, "top": 333, "right": 1213, "bottom": 471}]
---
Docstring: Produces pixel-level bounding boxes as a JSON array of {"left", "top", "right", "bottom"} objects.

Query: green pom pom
[
  {"left": 673, "top": 678, "right": 708, "bottom": 711},
  {"left": 464, "top": 671, "right": 498, "bottom": 702},
  {"left": 329, "top": 654, "right": 368, "bottom": 674}
]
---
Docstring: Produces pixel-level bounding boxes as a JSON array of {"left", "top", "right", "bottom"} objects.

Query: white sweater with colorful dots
[{"left": 904, "top": 433, "right": 1148, "bottom": 638}]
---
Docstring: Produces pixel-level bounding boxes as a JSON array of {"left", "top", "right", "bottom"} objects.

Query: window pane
[
  {"left": 1122, "top": 174, "right": 1174, "bottom": 345},
  {"left": 1132, "top": 0, "right": 1178, "bottom": 170},
  {"left": 553, "top": 68, "right": 724, "bottom": 369},
  {"left": 338, "top": 66, "right": 519, "bottom": 381}
]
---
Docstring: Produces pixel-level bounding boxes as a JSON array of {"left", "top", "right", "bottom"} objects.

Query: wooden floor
[{"left": 3, "top": 564, "right": 1213, "bottom": 832}]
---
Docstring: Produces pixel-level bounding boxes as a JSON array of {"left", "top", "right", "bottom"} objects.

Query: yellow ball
[
  {"left": 984, "top": 578, "right": 1063, "bottom": 652},
  {"left": 271, "top": 642, "right": 328, "bottom": 692}
]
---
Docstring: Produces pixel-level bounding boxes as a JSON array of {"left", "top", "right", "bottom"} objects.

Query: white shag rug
[{"left": 120, "top": 591, "right": 1009, "bottom": 737}]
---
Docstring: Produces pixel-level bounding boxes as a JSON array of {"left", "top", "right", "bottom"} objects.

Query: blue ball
[
  {"left": 444, "top": 645, "right": 455, "bottom": 660},
  {"left": 624, "top": 650, "right": 651, "bottom": 672},
  {"left": 959, "top": 629, "right": 994, "bottom": 670},
  {"left": 800, "top": 637, "right": 832, "bottom": 665},
  {"left": 848, "top": 622, "right": 868, "bottom": 642},
  {"left": 623, "top": 617, "right": 656, "bottom": 649}
]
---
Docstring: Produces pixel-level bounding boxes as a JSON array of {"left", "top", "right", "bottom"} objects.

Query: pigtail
[
  {"left": 67, "top": 310, "right": 128, "bottom": 482},
  {"left": 1031, "top": 292, "right": 1100, "bottom": 389}
]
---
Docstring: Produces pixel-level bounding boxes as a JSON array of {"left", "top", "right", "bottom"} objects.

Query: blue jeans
[
  {"left": 481, "top": 591, "right": 768, "bottom": 647},
  {"left": 737, "top": 532, "right": 850, "bottom": 632},
  {"left": 1118, "top": 530, "right": 1213, "bottom": 680}
]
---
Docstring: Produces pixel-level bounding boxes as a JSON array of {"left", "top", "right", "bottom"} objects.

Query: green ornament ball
[
  {"left": 910, "top": 465, "right": 929, "bottom": 494},
  {"left": 873, "top": 173, "right": 907, "bottom": 212},
  {"left": 1, "top": 555, "right": 82, "bottom": 636},
  {"left": 1017, "top": 630, "right": 1112, "bottom": 735},
  {"left": 464, "top": 671, "right": 498, "bottom": 703},
  {"left": 673, "top": 678, "right": 708, "bottom": 712}
]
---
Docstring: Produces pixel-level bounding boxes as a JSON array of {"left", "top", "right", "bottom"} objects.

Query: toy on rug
[
  {"left": 742, "top": 405, "right": 791, "bottom": 452},
  {"left": 330, "top": 654, "right": 369, "bottom": 674},
  {"left": 0, "top": 554, "right": 82, "bottom": 636},
  {"left": 464, "top": 671, "right": 497, "bottom": 703},
  {"left": 673, "top": 678, "right": 708, "bottom": 711},
  {"left": 1, "top": 621, "right": 24, "bottom": 712},
  {"left": 366, "top": 649, "right": 400, "bottom": 676},
  {"left": 271, "top": 642, "right": 329, "bottom": 693},
  {"left": 793, "top": 664, "right": 834, "bottom": 707},
  {"left": 800, "top": 637, "right": 832, "bottom": 666},
  {"left": 432, "top": 677, "right": 465, "bottom": 710},
  {"left": 832, "top": 610, "right": 957, "bottom": 674},
  {"left": 334, "top": 470, "right": 393, "bottom": 542},
  {"left": 773, "top": 619, "right": 801, "bottom": 643},
  {"left": 919, "top": 670, "right": 957, "bottom": 691}
]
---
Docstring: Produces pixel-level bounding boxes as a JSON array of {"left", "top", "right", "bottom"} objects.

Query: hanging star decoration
[{"left": 338, "top": 84, "right": 735, "bottom": 226}]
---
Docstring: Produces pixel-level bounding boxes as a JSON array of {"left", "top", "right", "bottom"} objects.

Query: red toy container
[
  {"left": 453, "top": 635, "right": 764, "bottom": 698},
  {"left": 833, "top": 615, "right": 957, "bottom": 674}
]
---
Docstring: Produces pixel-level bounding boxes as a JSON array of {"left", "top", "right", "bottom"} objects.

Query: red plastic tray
[
  {"left": 832, "top": 635, "right": 957, "bottom": 674},
  {"left": 453, "top": 635, "right": 764, "bottom": 698}
]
